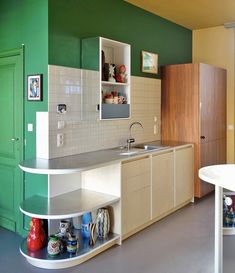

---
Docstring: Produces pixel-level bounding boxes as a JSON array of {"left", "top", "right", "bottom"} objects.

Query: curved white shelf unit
[
  {"left": 223, "top": 227, "right": 235, "bottom": 235},
  {"left": 18, "top": 153, "right": 120, "bottom": 175},
  {"left": 20, "top": 189, "right": 120, "bottom": 219},
  {"left": 20, "top": 232, "right": 120, "bottom": 269}
]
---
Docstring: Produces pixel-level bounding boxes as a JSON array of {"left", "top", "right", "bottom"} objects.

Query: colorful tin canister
[{"left": 67, "top": 235, "right": 78, "bottom": 254}]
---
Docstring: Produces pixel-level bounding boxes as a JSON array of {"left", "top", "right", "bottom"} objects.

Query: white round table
[{"left": 199, "top": 164, "right": 235, "bottom": 273}]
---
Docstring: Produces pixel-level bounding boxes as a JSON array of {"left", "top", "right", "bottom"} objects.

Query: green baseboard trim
[{"left": 0, "top": 216, "right": 16, "bottom": 232}]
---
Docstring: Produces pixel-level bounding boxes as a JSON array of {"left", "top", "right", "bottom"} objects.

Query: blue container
[
  {"left": 67, "top": 235, "right": 78, "bottom": 254},
  {"left": 81, "top": 212, "right": 92, "bottom": 238}
]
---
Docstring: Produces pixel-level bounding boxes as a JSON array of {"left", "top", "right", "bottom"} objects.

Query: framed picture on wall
[
  {"left": 141, "top": 51, "right": 158, "bottom": 74},
  {"left": 27, "top": 74, "right": 42, "bottom": 101}
]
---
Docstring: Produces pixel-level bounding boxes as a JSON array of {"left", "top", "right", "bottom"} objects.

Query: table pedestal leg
[{"left": 214, "top": 185, "right": 223, "bottom": 273}]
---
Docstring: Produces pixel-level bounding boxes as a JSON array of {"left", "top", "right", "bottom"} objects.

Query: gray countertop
[{"left": 19, "top": 140, "right": 193, "bottom": 175}]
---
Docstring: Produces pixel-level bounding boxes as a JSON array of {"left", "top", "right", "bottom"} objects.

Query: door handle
[
  {"left": 11, "top": 137, "right": 19, "bottom": 142},
  {"left": 200, "top": 136, "right": 206, "bottom": 139}
]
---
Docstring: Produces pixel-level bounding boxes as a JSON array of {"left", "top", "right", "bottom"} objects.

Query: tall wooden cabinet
[{"left": 161, "top": 63, "right": 226, "bottom": 198}]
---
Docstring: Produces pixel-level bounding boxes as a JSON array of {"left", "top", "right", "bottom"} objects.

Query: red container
[{"left": 27, "top": 218, "right": 46, "bottom": 251}]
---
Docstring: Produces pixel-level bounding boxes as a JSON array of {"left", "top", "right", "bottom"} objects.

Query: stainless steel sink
[
  {"left": 133, "top": 144, "right": 165, "bottom": 151},
  {"left": 116, "top": 144, "right": 170, "bottom": 155},
  {"left": 119, "top": 148, "right": 144, "bottom": 155}
]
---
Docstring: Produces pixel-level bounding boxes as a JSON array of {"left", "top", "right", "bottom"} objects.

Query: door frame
[{"left": 0, "top": 47, "right": 24, "bottom": 234}]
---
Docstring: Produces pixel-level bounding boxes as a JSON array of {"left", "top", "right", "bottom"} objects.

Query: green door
[{"left": 0, "top": 49, "right": 23, "bottom": 233}]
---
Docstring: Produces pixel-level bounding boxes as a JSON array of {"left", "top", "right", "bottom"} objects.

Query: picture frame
[
  {"left": 141, "top": 50, "right": 158, "bottom": 74},
  {"left": 27, "top": 74, "right": 42, "bottom": 101}
]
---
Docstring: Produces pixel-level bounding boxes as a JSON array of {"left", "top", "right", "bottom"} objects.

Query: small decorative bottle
[
  {"left": 27, "top": 218, "right": 46, "bottom": 251},
  {"left": 81, "top": 212, "right": 92, "bottom": 238},
  {"left": 229, "top": 208, "right": 235, "bottom": 227},
  {"left": 96, "top": 208, "right": 110, "bottom": 238}
]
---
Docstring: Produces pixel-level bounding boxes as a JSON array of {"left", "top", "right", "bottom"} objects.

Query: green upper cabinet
[{"left": 81, "top": 37, "right": 100, "bottom": 71}]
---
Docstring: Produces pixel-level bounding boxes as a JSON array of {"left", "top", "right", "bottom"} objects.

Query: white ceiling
[{"left": 126, "top": 0, "right": 235, "bottom": 30}]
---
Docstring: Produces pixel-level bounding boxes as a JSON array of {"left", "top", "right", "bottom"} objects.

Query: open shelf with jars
[
  {"left": 82, "top": 36, "right": 131, "bottom": 120},
  {"left": 19, "top": 162, "right": 121, "bottom": 269},
  {"left": 20, "top": 230, "right": 119, "bottom": 269},
  {"left": 223, "top": 191, "right": 235, "bottom": 235}
]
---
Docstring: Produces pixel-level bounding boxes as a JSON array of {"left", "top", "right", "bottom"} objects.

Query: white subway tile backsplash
[{"left": 47, "top": 65, "right": 161, "bottom": 158}]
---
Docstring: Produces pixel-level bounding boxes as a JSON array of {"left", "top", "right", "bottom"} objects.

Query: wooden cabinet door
[
  {"left": 199, "top": 64, "right": 226, "bottom": 197},
  {"left": 162, "top": 63, "right": 226, "bottom": 198},
  {"left": 121, "top": 157, "right": 151, "bottom": 237},
  {"left": 152, "top": 151, "right": 174, "bottom": 219},
  {"left": 199, "top": 64, "right": 217, "bottom": 142},
  {"left": 199, "top": 138, "right": 226, "bottom": 196},
  {"left": 199, "top": 64, "right": 226, "bottom": 143},
  {"left": 175, "top": 147, "right": 194, "bottom": 207},
  {"left": 161, "top": 63, "right": 199, "bottom": 144}
]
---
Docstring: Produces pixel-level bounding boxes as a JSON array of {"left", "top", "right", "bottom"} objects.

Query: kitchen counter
[
  {"left": 19, "top": 140, "right": 194, "bottom": 269},
  {"left": 19, "top": 140, "right": 192, "bottom": 174}
]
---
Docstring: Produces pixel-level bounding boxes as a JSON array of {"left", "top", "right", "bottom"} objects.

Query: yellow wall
[{"left": 193, "top": 26, "right": 235, "bottom": 163}]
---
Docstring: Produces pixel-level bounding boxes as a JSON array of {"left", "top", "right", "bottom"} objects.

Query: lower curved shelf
[
  {"left": 223, "top": 227, "right": 235, "bottom": 235},
  {"left": 20, "top": 233, "right": 120, "bottom": 269}
]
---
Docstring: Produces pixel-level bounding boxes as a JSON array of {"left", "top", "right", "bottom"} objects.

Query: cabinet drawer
[
  {"left": 122, "top": 157, "right": 150, "bottom": 181},
  {"left": 122, "top": 186, "right": 151, "bottom": 235},
  {"left": 122, "top": 172, "right": 151, "bottom": 193}
]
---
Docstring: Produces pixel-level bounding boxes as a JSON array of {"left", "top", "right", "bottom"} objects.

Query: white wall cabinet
[{"left": 82, "top": 37, "right": 131, "bottom": 120}]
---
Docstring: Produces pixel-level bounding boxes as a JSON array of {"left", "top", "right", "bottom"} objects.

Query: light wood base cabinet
[
  {"left": 152, "top": 151, "right": 174, "bottom": 219},
  {"left": 122, "top": 145, "right": 194, "bottom": 239},
  {"left": 175, "top": 147, "right": 194, "bottom": 207},
  {"left": 121, "top": 156, "right": 151, "bottom": 237}
]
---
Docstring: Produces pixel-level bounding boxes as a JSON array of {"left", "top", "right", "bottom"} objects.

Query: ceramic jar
[
  {"left": 27, "top": 218, "right": 46, "bottom": 251},
  {"left": 96, "top": 208, "right": 110, "bottom": 238},
  {"left": 59, "top": 220, "right": 71, "bottom": 235},
  {"left": 56, "top": 219, "right": 71, "bottom": 249},
  {"left": 47, "top": 235, "right": 61, "bottom": 256}
]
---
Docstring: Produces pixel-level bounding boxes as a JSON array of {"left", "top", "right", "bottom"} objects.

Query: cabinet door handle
[
  {"left": 200, "top": 136, "right": 206, "bottom": 139},
  {"left": 11, "top": 137, "right": 19, "bottom": 142}
]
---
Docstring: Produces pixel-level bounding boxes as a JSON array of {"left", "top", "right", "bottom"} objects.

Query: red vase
[{"left": 27, "top": 218, "right": 46, "bottom": 251}]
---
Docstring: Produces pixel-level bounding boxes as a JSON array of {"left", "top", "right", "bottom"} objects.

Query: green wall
[
  {"left": 48, "top": 0, "right": 192, "bottom": 78},
  {"left": 0, "top": 0, "right": 192, "bottom": 234},
  {"left": 0, "top": 0, "right": 48, "bottom": 233}
]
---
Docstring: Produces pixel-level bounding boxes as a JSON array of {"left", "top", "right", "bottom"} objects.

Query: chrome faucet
[{"left": 127, "top": 121, "right": 144, "bottom": 150}]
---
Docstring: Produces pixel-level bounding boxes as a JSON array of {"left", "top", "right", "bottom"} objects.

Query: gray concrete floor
[{"left": 1, "top": 194, "right": 235, "bottom": 273}]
